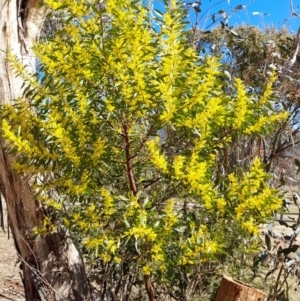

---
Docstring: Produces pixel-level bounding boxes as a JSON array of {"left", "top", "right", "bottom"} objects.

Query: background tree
[
  {"left": 0, "top": 0, "right": 91, "bottom": 300},
  {"left": 188, "top": 24, "right": 300, "bottom": 187},
  {"left": 2, "top": 0, "right": 286, "bottom": 300}
]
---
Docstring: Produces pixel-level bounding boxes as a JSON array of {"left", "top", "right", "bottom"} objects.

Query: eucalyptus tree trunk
[{"left": 0, "top": 1, "right": 91, "bottom": 300}]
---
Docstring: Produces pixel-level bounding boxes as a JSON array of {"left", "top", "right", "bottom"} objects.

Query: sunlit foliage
[{"left": 2, "top": 0, "right": 285, "bottom": 299}]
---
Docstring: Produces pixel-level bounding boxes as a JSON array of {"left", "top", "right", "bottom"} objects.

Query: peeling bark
[{"left": 0, "top": 1, "right": 91, "bottom": 300}]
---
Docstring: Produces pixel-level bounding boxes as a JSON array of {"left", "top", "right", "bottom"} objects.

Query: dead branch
[
  {"left": 286, "top": 27, "right": 300, "bottom": 70},
  {"left": 17, "top": 254, "right": 66, "bottom": 301},
  {"left": 290, "top": 0, "right": 300, "bottom": 18}
]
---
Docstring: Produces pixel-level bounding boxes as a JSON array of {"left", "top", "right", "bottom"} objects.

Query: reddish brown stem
[
  {"left": 144, "top": 275, "right": 155, "bottom": 301},
  {"left": 123, "top": 124, "right": 137, "bottom": 196}
]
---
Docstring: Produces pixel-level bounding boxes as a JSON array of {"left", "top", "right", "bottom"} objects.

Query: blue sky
[{"left": 187, "top": 0, "right": 300, "bottom": 33}]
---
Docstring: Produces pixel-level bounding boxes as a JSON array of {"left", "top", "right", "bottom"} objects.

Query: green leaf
[
  {"left": 154, "top": 9, "right": 163, "bottom": 18},
  {"left": 293, "top": 193, "right": 300, "bottom": 205},
  {"left": 234, "top": 5, "right": 244, "bottom": 11},
  {"left": 174, "top": 226, "right": 187, "bottom": 233},
  {"left": 124, "top": 217, "right": 130, "bottom": 228},
  {"left": 294, "top": 224, "right": 300, "bottom": 236},
  {"left": 265, "top": 267, "right": 278, "bottom": 281},
  {"left": 154, "top": 221, "right": 160, "bottom": 228},
  {"left": 136, "top": 190, "right": 143, "bottom": 200},
  {"left": 118, "top": 195, "right": 128, "bottom": 201},
  {"left": 265, "top": 233, "right": 271, "bottom": 251},
  {"left": 142, "top": 197, "right": 149, "bottom": 208},
  {"left": 220, "top": 20, "right": 227, "bottom": 29},
  {"left": 253, "top": 255, "right": 259, "bottom": 265},
  {"left": 294, "top": 251, "right": 300, "bottom": 262},
  {"left": 295, "top": 159, "right": 300, "bottom": 174},
  {"left": 252, "top": 255, "right": 260, "bottom": 275},
  {"left": 211, "top": 13, "right": 216, "bottom": 23},
  {"left": 228, "top": 29, "right": 241, "bottom": 38},
  {"left": 224, "top": 70, "right": 231, "bottom": 81},
  {"left": 279, "top": 220, "right": 291, "bottom": 228},
  {"left": 278, "top": 245, "right": 299, "bottom": 256},
  {"left": 135, "top": 239, "right": 140, "bottom": 254},
  {"left": 268, "top": 223, "right": 274, "bottom": 236}
]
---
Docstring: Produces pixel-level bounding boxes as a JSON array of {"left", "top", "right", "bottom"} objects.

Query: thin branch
[
  {"left": 18, "top": 234, "right": 39, "bottom": 269},
  {"left": 274, "top": 137, "right": 300, "bottom": 155},
  {"left": 290, "top": 0, "right": 300, "bottom": 18},
  {"left": 0, "top": 293, "right": 16, "bottom": 301},
  {"left": 17, "top": 254, "right": 66, "bottom": 301},
  {"left": 143, "top": 177, "right": 161, "bottom": 190}
]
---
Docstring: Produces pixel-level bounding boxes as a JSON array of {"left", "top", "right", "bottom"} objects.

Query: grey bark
[{"left": 0, "top": 0, "right": 91, "bottom": 300}]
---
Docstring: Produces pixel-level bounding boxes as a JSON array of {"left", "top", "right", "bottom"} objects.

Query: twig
[
  {"left": 290, "top": 0, "right": 300, "bottom": 18},
  {"left": 18, "top": 234, "right": 39, "bottom": 271},
  {"left": 0, "top": 293, "right": 16, "bottom": 301},
  {"left": 17, "top": 253, "right": 66, "bottom": 301}
]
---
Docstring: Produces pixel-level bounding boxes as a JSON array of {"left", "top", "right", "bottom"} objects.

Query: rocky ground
[{"left": 0, "top": 200, "right": 25, "bottom": 301}]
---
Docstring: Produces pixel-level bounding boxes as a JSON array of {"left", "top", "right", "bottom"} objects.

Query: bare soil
[{"left": 0, "top": 200, "right": 25, "bottom": 301}]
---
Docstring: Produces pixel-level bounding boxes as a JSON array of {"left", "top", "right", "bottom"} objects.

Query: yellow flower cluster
[
  {"left": 164, "top": 199, "right": 178, "bottom": 230},
  {"left": 229, "top": 158, "right": 281, "bottom": 233},
  {"left": 2, "top": 120, "right": 33, "bottom": 154},
  {"left": 39, "top": 195, "right": 62, "bottom": 211},
  {"left": 146, "top": 138, "right": 168, "bottom": 173},
  {"left": 32, "top": 216, "right": 55, "bottom": 236},
  {"left": 101, "top": 188, "right": 115, "bottom": 216},
  {"left": 259, "top": 72, "right": 277, "bottom": 106},
  {"left": 179, "top": 224, "right": 220, "bottom": 265},
  {"left": 233, "top": 79, "right": 250, "bottom": 129},
  {"left": 244, "top": 111, "right": 288, "bottom": 135},
  {"left": 46, "top": 0, "right": 88, "bottom": 16},
  {"left": 126, "top": 225, "right": 157, "bottom": 241},
  {"left": 173, "top": 155, "right": 185, "bottom": 180}
]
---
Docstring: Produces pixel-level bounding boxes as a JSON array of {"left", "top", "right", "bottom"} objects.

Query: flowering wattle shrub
[{"left": 2, "top": 0, "right": 285, "bottom": 299}]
